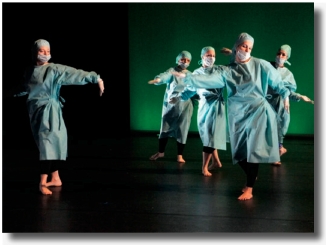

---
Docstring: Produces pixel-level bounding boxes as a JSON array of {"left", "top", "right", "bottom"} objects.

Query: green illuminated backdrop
[{"left": 128, "top": 3, "right": 314, "bottom": 135}]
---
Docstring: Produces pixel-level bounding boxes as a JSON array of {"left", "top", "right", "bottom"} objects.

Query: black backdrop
[{"left": 2, "top": 3, "right": 130, "bottom": 149}]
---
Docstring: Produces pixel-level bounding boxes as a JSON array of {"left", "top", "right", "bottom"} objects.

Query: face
[
  {"left": 237, "top": 41, "right": 253, "bottom": 53},
  {"left": 203, "top": 49, "right": 216, "bottom": 58},
  {"left": 276, "top": 49, "right": 288, "bottom": 59},
  {"left": 38, "top": 46, "right": 51, "bottom": 56},
  {"left": 179, "top": 57, "right": 191, "bottom": 65}
]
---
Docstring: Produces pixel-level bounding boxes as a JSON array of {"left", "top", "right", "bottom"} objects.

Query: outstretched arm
[
  {"left": 148, "top": 78, "right": 161, "bottom": 84},
  {"left": 299, "top": 95, "right": 314, "bottom": 104},
  {"left": 220, "top": 47, "right": 232, "bottom": 56},
  {"left": 290, "top": 91, "right": 314, "bottom": 104},
  {"left": 98, "top": 78, "right": 104, "bottom": 97},
  {"left": 56, "top": 64, "right": 104, "bottom": 96},
  {"left": 58, "top": 65, "right": 100, "bottom": 85},
  {"left": 149, "top": 68, "right": 175, "bottom": 86},
  {"left": 172, "top": 68, "right": 226, "bottom": 89}
]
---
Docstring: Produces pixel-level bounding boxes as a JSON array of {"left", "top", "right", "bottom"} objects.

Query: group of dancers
[
  {"left": 11, "top": 34, "right": 313, "bottom": 200},
  {"left": 148, "top": 32, "right": 313, "bottom": 200}
]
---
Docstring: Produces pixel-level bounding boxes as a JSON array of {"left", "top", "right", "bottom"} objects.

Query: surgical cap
[
  {"left": 235, "top": 32, "right": 254, "bottom": 47},
  {"left": 176, "top": 51, "right": 192, "bottom": 64},
  {"left": 232, "top": 32, "right": 254, "bottom": 56},
  {"left": 34, "top": 39, "right": 50, "bottom": 50},
  {"left": 201, "top": 46, "right": 215, "bottom": 57},
  {"left": 279, "top": 44, "right": 291, "bottom": 59}
]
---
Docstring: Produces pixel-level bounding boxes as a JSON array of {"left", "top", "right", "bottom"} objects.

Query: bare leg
[
  {"left": 202, "top": 152, "right": 212, "bottom": 176},
  {"left": 39, "top": 174, "right": 52, "bottom": 195},
  {"left": 238, "top": 187, "right": 253, "bottom": 200},
  {"left": 150, "top": 152, "right": 164, "bottom": 160},
  {"left": 177, "top": 155, "right": 186, "bottom": 163},
  {"left": 45, "top": 170, "right": 62, "bottom": 187},
  {"left": 208, "top": 149, "right": 222, "bottom": 170}
]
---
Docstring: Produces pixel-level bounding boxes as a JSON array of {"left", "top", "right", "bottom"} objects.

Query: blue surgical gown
[
  {"left": 266, "top": 62, "right": 301, "bottom": 144},
  {"left": 17, "top": 63, "right": 100, "bottom": 160},
  {"left": 183, "top": 57, "right": 290, "bottom": 164},
  {"left": 179, "top": 65, "right": 227, "bottom": 150},
  {"left": 154, "top": 66, "right": 194, "bottom": 144}
]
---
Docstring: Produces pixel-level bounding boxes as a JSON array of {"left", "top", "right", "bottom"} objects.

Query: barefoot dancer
[
  {"left": 148, "top": 51, "right": 195, "bottom": 163},
  {"left": 14, "top": 39, "right": 104, "bottom": 195},
  {"left": 222, "top": 44, "right": 314, "bottom": 166},
  {"left": 266, "top": 44, "right": 314, "bottom": 165},
  {"left": 170, "top": 47, "right": 226, "bottom": 176}
]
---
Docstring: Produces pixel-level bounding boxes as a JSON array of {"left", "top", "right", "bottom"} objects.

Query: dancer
[
  {"left": 170, "top": 46, "right": 226, "bottom": 176},
  {"left": 13, "top": 39, "right": 104, "bottom": 195},
  {"left": 221, "top": 44, "right": 314, "bottom": 166},
  {"left": 148, "top": 51, "right": 194, "bottom": 163},
  {"left": 266, "top": 44, "right": 314, "bottom": 165}
]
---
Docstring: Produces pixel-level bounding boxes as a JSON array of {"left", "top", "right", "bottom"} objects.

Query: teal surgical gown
[
  {"left": 154, "top": 66, "right": 194, "bottom": 144},
  {"left": 179, "top": 65, "right": 227, "bottom": 150},
  {"left": 266, "top": 61, "right": 301, "bottom": 144},
  {"left": 183, "top": 57, "right": 290, "bottom": 164},
  {"left": 18, "top": 63, "right": 99, "bottom": 160}
]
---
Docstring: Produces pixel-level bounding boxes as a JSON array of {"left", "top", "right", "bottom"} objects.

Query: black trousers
[
  {"left": 158, "top": 138, "right": 185, "bottom": 155},
  {"left": 40, "top": 160, "right": 62, "bottom": 175},
  {"left": 238, "top": 160, "right": 259, "bottom": 187},
  {"left": 203, "top": 146, "right": 215, "bottom": 154}
]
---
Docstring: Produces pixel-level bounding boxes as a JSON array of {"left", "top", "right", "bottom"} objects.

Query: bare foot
[
  {"left": 238, "top": 187, "right": 253, "bottom": 200},
  {"left": 39, "top": 185, "right": 52, "bottom": 195},
  {"left": 177, "top": 155, "right": 186, "bottom": 163},
  {"left": 202, "top": 169, "right": 212, "bottom": 177},
  {"left": 46, "top": 179, "right": 62, "bottom": 187},
  {"left": 208, "top": 160, "right": 222, "bottom": 170},
  {"left": 279, "top": 146, "right": 287, "bottom": 156},
  {"left": 150, "top": 152, "right": 164, "bottom": 160}
]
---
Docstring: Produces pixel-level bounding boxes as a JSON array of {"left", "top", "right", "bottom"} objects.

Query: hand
[
  {"left": 220, "top": 47, "right": 232, "bottom": 56},
  {"left": 148, "top": 78, "right": 160, "bottom": 84},
  {"left": 284, "top": 97, "right": 290, "bottom": 113},
  {"left": 171, "top": 71, "right": 186, "bottom": 78},
  {"left": 169, "top": 97, "right": 179, "bottom": 104},
  {"left": 98, "top": 79, "right": 104, "bottom": 96},
  {"left": 300, "top": 95, "right": 314, "bottom": 104}
]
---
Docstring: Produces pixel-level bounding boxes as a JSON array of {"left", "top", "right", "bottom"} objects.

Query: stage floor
[{"left": 2, "top": 134, "right": 315, "bottom": 234}]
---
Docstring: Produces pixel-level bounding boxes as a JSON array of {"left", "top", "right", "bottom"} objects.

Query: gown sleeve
[
  {"left": 183, "top": 66, "right": 227, "bottom": 89},
  {"left": 154, "top": 68, "right": 174, "bottom": 85},
  {"left": 179, "top": 85, "right": 197, "bottom": 101},
  {"left": 56, "top": 64, "right": 99, "bottom": 85},
  {"left": 289, "top": 91, "right": 302, "bottom": 102},
  {"left": 261, "top": 61, "right": 291, "bottom": 99}
]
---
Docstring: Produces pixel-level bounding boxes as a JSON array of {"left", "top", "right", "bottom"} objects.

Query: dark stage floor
[{"left": 2, "top": 134, "right": 316, "bottom": 235}]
